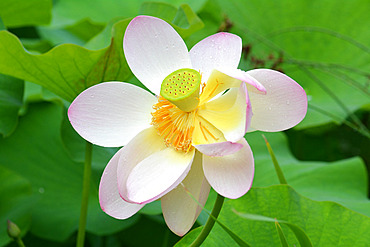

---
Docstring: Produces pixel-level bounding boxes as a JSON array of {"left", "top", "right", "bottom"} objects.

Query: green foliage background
[{"left": 0, "top": 0, "right": 369, "bottom": 246}]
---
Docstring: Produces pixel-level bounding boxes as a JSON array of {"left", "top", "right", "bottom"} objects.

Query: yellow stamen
[
  {"left": 199, "top": 122, "right": 208, "bottom": 142},
  {"left": 151, "top": 96, "right": 196, "bottom": 151}
]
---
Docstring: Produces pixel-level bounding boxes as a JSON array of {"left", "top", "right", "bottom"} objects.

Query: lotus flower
[{"left": 68, "top": 15, "right": 307, "bottom": 236}]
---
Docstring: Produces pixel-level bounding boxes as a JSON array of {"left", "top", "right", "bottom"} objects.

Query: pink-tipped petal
[
  {"left": 99, "top": 148, "right": 144, "bottom": 219},
  {"left": 246, "top": 69, "right": 308, "bottom": 132},
  {"left": 245, "top": 89, "right": 253, "bottom": 132},
  {"left": 203, "top": 138, "right": 254, "bottom": 199},
  {"left": 124, "top": 148, "right": 195, "bottom": 204},
  {"left": 117, "top": 127, "right": 167, "bottom": 203},
  {"left": 68, "top": 82, "right": 156, "bottom": 147},
  {"left": 189, "top": 32, "right": 242, "bottom": 83},
  {"left": 195, "top": 141, "right": 243, "bottom": 157},
  {"left": 162, "top": 151, "right": 210, "bottom": 236},
  {"left": 219, "top": 67, "right": 267, "bottom": 93},
  {"left": 124, "top": 16, "right": 191, "bottom": 95}
]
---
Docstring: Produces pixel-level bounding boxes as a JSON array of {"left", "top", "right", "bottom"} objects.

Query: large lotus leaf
[
  {"left": 138, "top": 2, "right": 204, "bottom": 38},
  {"left": 50, "top": 0, "right": 207, "bottom": 27},
  {"left": 0, "top": 0, "right": 51, "bottom": 28},
  {"left": 86, "top": 2, "right": 204, "bottom": 51},
  {"left": 0, "top": 74, "right": 23, "bottom": 137},
  {"left": 0, "top": 166, "right": 34, "bottom": 247},
  {"left": 246, "top": 131, "right": 370, "bottom": 217},
  {"left": 0, "top": 19, "right": 132, "bottom": 102},
  {"left": 177, "top": 185, "right": 370, "bottom": 246},
  {"left": 37, "top": 18, "right": 105, "bottom": 46},
  {"left": 0, "top": 102, "right": 139, "bottom": 241},
  {"left": 216, "top": 0, "right": 370, "bottom": 129}
]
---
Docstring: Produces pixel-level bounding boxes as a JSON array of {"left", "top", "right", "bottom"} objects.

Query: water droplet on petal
[{"left": 286, "top": 100, "right": 290, "bottom": 105}]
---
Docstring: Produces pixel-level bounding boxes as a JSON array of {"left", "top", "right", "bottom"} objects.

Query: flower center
[
  {"left": 150, "top": 68, "right": 202, "bottom": 152},
  {"left": 151, "top": 96, "right": 196, "bottom": 152},
  {"left": 152, "top": 68, "right": 223, "bottom": 152}
]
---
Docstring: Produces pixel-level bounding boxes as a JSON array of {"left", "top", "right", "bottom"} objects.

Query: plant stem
[
  {"left": 76, "top": 141, "right": 93, "bottom": 247},
  {"left": 15, "top": 238, "right": 25, "bottom": 247},
  {"left": 262, "top": 135, "right": 288, "bottom": 184},
  {"left": 190, "top": 193, "right": 225, "bottom": 247}
]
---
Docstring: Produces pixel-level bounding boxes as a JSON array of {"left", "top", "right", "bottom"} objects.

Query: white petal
[
  {"left": 246, "top": 69, "right": 308, "bottom": 131},
  {"left": 162, "top": 151, "right": 210, "bottom": 236},
  {"left": 116, "top": 127, "right": 167, "bottom": 203},
  {"left": 125, "top": 148, "right": 195, "bottom": 204},
  {"left": 68, "top": 82, "right": 156, "bottom": 147},
  {"left": 195, "top": 141, "right": 243, "bottom": 157},
  {"left": 189, "top": 32, "right": 242, "bottom": 83},
  {"left": 123, "top": 16, "right": 191, "bottom": 95},
  {"left": 199, "top": 83, "right": 248, "bottom": 142},
  {"left": 99, "top": 148, "right": 144, "bottom": 219},
  {"left": 203, "top": 139, "right": 254, "bottom": 199}
]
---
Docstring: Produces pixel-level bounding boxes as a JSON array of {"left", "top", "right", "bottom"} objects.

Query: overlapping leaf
[
  {"left": 0, "top": 19, "right": 132, "bottom": 102},
  {"left": 177, "top": 185, "right": 370, "bottom": 246}
]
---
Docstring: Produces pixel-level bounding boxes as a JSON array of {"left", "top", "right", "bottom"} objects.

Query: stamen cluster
[{"left": 151, "top": 96, "right": 196, "bottom": 152}]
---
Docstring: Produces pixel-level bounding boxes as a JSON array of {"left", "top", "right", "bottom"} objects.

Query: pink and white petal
[
  {"left": 246, "top": 69, "right": 307, "bottom": 132},
  {"left": 99, "top": 148, "right": 144, "bottom": 219},
  {"left": 189, "top": 32, "right": 242, "bottom": 83},
  {"left": 162, "top": 151, "right": 210, "bottom": 236},
  {"left": 199, "top": 83, "right": 248, "bottom": 142},
  {"left": 203, "top": 138, "right": 254, "bottom": 199},
  {"left": 245, "top": 90, "right": 253, "bottom": 132},
  {"left": 68, "top": 82, "right": 157, "bottom": 147},
  {"left": 195, "top": 141, "right": 243, "bottom": 157},
  {"left": 125, "top": 148, "right": 196, "bottom": 204},
  {"left": 219, "top": 67, "right": 267, "bottom": 93},
  {"left": 117, "top": 127, "right": 167, "bottom": 203},
  {"left": 124, "top": 16, "right": 191, "bottom": 95}
]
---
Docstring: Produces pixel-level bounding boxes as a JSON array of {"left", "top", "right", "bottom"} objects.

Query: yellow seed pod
[{"left": 160, "top": 68, "right": 201, "bottom": 112}]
